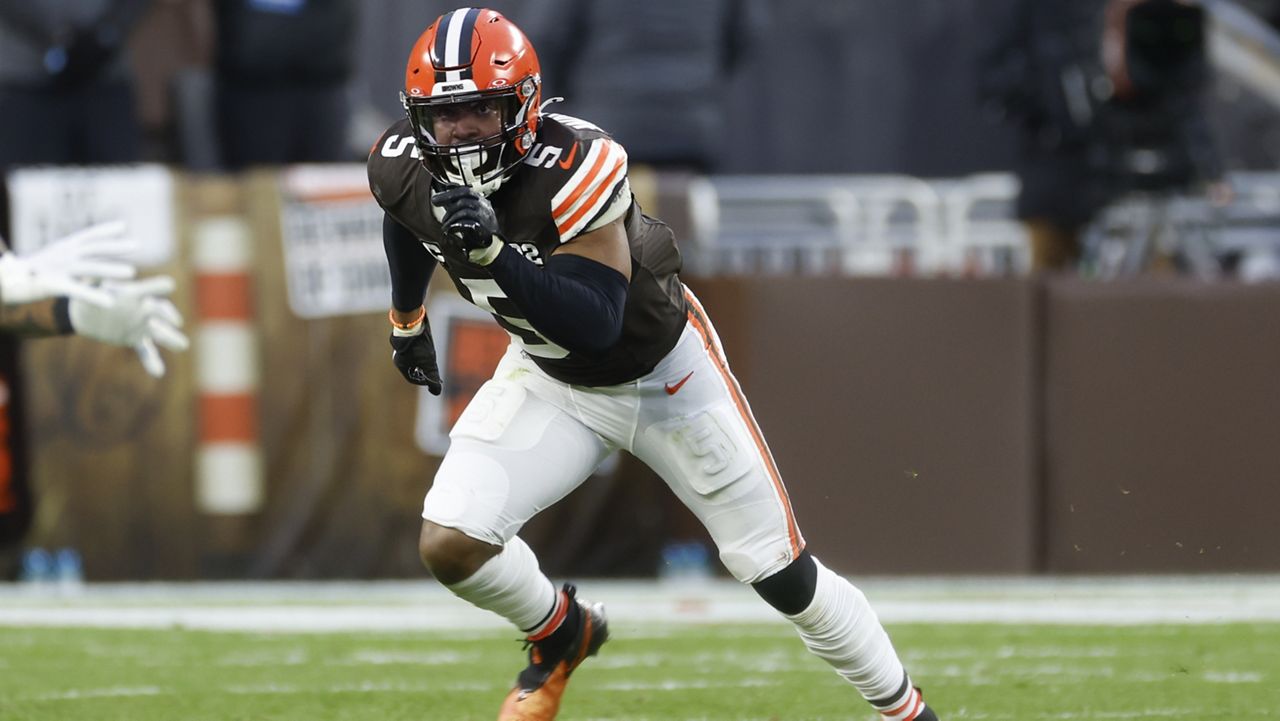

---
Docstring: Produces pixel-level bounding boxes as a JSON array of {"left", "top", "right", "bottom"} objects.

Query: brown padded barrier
[
  {"left": 23, "top": 205, "right": 1280, "bottom": 578},
  {"left": 684, "top": 277, "right": 1039, "bottom": 575},
  {"left": 1042, "top": 278, "right": 1280, "bottom": 572}
]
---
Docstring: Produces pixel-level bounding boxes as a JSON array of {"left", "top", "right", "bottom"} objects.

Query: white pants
[{"left": 423, "top": 290, "right": 805, "bottom": 583}]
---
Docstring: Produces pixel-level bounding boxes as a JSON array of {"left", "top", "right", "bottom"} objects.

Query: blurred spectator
[
  {"left": 0, "top": 0, "right": 149, "bottom": 235},
  {"left": 0, "top": 4, "right": 152, "bottom": 574},
  {"left": 519, "top": 0, "right": 767, "bottom": 174},
  {"left": 214, "top": 0, "right": 358, "bottom": 170},
  {"left": 979, "top": 0, "right": 1226, "bottom": 273},
  {"left": 0, "top": 0, "right": 148, "bottom": 170}
]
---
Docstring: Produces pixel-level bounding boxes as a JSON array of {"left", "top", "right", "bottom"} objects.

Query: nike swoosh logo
[
  {"left": 664, "top": 371, "right": 694, "bottom": 396},
  {"left": 557, "top": 141, "right": 578, "bottom": 169}
]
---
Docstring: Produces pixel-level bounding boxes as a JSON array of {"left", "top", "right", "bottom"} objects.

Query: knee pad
[{"left": 751, "top": 549, "right": 817, "bottom": 615}]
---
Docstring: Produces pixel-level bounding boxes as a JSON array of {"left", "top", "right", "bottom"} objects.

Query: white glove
[
  {"left": 0, "top": 221, "right": 139, "bottom": 308},
  {"left": 68, "top": 276, "right": 190, "bottom": 378}
]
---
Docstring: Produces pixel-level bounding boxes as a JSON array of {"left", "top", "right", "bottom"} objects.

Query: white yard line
[{"left": 1, "top": 576, "right": 1278, "bottom": 632}]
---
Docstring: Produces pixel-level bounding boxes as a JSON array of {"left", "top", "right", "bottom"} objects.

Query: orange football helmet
[{"left": 402, "top": 8, "right": 542, "bottom": 194}]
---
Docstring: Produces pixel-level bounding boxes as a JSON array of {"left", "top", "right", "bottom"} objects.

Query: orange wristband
[{"left": 389, "top": 306, "right": 425, "bottom": 330}]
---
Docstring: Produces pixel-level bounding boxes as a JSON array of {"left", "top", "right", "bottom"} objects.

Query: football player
[
  {"left": 369, "top": 8, "right": 940, "bottom": 721},
  {"left": 0, "top": 222, "right": 188, "bottom": 377}
]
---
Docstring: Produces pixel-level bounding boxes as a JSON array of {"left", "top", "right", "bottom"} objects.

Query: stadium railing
[
  {"left": 686, "top": 172, "right": 1029, "bottom": 277},
  {"left": 684, "top": 171, "right": 1280, "bottom": 280}
]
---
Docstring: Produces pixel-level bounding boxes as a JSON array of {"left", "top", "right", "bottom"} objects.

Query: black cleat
[{"left": 496, "top": 584, "right": 609, "bottom": 721}]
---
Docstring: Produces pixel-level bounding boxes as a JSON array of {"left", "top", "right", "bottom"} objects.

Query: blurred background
[{"left": 2, "top": 0, "right": 1279, "bottom": 584}]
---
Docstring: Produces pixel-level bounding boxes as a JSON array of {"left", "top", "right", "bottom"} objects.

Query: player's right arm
[
  {"left": 369, "top": 120, "right": 445, "bottom": 392},
  {"left": 383, "top": 213, "right": 437, "bottom": 321},
  {"left": 382, "top": 213, "right": 443, "bottom": 394}
]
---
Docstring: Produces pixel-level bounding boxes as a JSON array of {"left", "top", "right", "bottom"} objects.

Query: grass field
[{"left": 2, "top": 580, "right": 1279, "bottom": 720}]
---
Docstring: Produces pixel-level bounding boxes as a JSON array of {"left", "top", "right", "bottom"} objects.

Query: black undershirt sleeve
[
  {"left": 486, "top": 245, "right": 628, "bottom": 357},
  {"left": 382, "top": 213, "right": 437, "bottom": 312}
]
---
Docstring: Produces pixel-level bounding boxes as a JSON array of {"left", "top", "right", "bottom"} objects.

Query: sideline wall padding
[
  {"left": 685, "top": 277, "right": 1040, "bottom": 575},
  {"left": 240, "top": 172, "right": 431, "bottom": 579},
  {"left": 1042, "top": 279, "right": 1280, "bottom": 572},
  {"left": 23, "top": 179, "right": 1280, "bottom": 578},
  {"left": 18, "top": 178, "right": 212, "bottom": 580}
]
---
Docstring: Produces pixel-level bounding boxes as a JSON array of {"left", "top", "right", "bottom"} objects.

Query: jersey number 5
[{"left": 458, "top": 277, "right": 568, "bottom": 359}]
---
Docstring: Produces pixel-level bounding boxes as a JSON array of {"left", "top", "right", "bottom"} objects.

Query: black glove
[
  {"left": 390, "top": 328, "right": 442, "bottom": 395},
  {"left": 431, "top": 186, "right": 502, "bottom": 254}
]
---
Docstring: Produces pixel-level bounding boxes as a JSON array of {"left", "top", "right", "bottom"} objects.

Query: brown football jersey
[{"left": 368, "top": 113, "right": 689, "bottom": 387}]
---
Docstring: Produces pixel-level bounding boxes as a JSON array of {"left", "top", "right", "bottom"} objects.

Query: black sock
[{"left": 535, "top": 597, "right": 581, "bottom": 661}]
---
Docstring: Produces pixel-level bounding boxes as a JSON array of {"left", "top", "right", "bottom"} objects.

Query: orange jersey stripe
[
  {"left": 200, "top": 394, "right": 259, "bottom": 443},
  {"left": 551, "top": 140, "right": 613, "bottom": 219},
  {"left": 196, "top": 273, "right": 253, "bottom": 321},
  {"left": 555, "top": 158, "right": 625, "bottom": 237},
  {"left": 684, "top": 293, "right": 803, "bottom": 559}
]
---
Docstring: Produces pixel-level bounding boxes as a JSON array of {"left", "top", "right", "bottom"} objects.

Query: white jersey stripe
[
  {"left": 552, "top": 140, "right": 625, "bottom": 221},
  {"left": 558, "top": 160, "right": 627, "bottom": 240},
  {"left": 553, "top": 142, "right": 621, "bottom": 224},
  {"left": 554, "top": 141, "right": 628, "bottom": 240},
  {"left": 582, "top": 178, "right": 632, "bottom": 234}
]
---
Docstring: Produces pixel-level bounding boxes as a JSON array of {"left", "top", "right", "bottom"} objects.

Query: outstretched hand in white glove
[
  {"left": 0, "top": 221, "right": 139, "bottom": 307},
  {"left": 69, "top": 276, "right": 190, "bottom": 378}
]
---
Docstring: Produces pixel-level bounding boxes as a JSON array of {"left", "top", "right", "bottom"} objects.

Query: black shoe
[{"left": 496, "top": 584, "right": 609, "bottom": 721}]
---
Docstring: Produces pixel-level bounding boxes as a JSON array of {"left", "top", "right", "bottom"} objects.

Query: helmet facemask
[{"left": 402, "top": 81, "right": 538, "bottom": 196}]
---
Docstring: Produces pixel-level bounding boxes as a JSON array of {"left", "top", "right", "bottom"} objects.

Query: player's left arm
[
  {"left": 432, "top": 189, "right": 630, "bottom": 357},
  {"left": 489, "top": 218, "right": 629, "bottom": 356}
]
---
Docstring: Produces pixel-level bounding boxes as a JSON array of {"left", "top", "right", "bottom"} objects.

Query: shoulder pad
[{"left": 367, "top": 119, "right": 419, "bottom": 208}]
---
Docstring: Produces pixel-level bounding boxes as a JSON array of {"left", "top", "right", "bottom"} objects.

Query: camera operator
[{"left": 980, "top": 0, "right": 1227, "bottom": 273}]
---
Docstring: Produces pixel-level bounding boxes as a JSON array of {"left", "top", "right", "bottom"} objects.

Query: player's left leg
[
  {"left": 753, "top": 552, "right": 938, "bottom": 721},
  {"left": 627, "top": 293, "right": 939, "bottom": 720}
]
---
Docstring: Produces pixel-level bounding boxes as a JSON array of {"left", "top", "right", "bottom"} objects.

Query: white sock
[
  {"left": 784, "top": 557, "right": 913, "bottom": 713},
  {"left": 445, "top": 536, "right": 559, "bottom": 633}
]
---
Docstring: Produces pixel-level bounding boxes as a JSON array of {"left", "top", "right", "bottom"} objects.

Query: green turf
[{"left": 0, "top": 623, "right": 1277, "bottom": 720}]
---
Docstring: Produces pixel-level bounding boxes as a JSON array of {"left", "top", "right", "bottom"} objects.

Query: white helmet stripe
[{"left": 443, "top": 8, "right": 476, "bottom": 83}]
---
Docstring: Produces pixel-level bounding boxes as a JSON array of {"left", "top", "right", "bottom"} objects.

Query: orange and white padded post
[{"left": 192, "top": 217, "right": 263, "bottom": 515}]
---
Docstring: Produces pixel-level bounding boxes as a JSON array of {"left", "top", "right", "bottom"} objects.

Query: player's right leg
[{"left": 417, "top": 356, "right": 612, "bottom": 721}]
